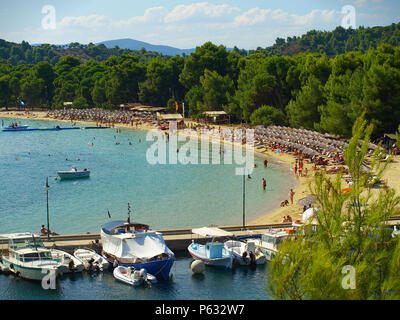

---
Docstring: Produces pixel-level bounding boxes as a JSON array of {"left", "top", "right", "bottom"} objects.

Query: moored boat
[
  {"left": 57, "top": 167, "right": 90, "bottom": 180},
  {"left": 188, "top": 227, "right": 233, "bottom": 269},
  {"left": 50, "top": 248, "right": 85, "bottom": 273},
  {"left": 224, "top": 240, "right": 266, "bottom": 266},
  {"left": 73, "top": 248, "right": 109, "bottom": 271},
  {"left": 101, "top": 220, "right": 175, "bottom": 279},
  {"left": 113, "top": 266, "right": 157, "bottom": 286},
  {"left": 0, "top": 233, "right": 63, "bottom": 281},
  {"left": 251, "top": 229, "right": 295, "bottom": 261}
]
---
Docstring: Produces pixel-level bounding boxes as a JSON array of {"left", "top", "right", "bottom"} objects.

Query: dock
[
  {"left": 2, "top": 218, "right": 400, "bottom": 255},
  {"left": 0, "top": 224, "right": 292, "bottom": 255}
]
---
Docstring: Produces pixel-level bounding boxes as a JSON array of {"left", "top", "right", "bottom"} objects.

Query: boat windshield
[
  {"left": 20, "top": 252, "right": 52, "bottom": 262},
  {"left": 9, "top": 238, "right": 45, "bottom": 250}
]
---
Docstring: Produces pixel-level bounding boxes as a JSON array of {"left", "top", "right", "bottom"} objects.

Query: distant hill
[{"left": 97, "top": 38, "right": 195, "bottom": 56}]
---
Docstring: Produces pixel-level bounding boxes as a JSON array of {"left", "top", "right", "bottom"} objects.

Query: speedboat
[
  {"left": 57, "top": 167, "right": 90, "bottom": 180},
  {"left": 113, "top": 266, "right": 157, "bottom": 286},
  {"left": 188, "top": 227, "right": 233, "bottom": 269},
  {"left": 73, "top": 248, "right": 109, "bottom": 271},
  {"left": 224, "top": 240, "right": 266, "bottom": 266},
  {"left": 50, "top": 248, "right": 85, "bottom": 273},
  {"left": 101, "top": 220, "right": 175, "bottom": 279},
  {"left": 251, "top": 229, "right": 295, "bottom": 261},
  {"left": 0, "top": 233, "right": 63, "bottom": 281}
]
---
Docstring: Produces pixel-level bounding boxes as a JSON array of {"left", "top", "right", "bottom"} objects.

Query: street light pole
[
  {"left": 45, "top": 177, "right": 50, "bottom": 240},
  {"left": 242, "top": 174, "right": 246, "bottom": 231}
]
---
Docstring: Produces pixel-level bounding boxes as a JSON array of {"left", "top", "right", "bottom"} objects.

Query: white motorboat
[
  {"left": 113, "top": 266, "right": 157, "bottom": 286},
  {"left": 74, "top": 248, "right": 109, "bottom": 271},
  {"left": 57, "top": 167, "right": 90, "bottom": 180},
  {"left": 0, "top": 233, "right": 63, "bottom": 281},
  {"left": 188, "top": 227, "right": 233, "bottom": 269},
  {"left": 50, "top": 249, "right": 85, "bottom": 273},
  {"left": 101, "top": 220, "right": 175, "bottom": 279},
  {"left": 251, "top": 229, "right": 295, "bottom": 261},
  {"left": 224, "top": 240, "right": 266, "bottom": 266}
]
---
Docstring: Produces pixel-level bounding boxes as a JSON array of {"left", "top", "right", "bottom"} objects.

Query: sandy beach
[{"left": 2, "top": 110, "right": 399, "bottom": 226}]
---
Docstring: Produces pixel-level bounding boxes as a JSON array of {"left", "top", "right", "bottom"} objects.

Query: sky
[{"left": 0, "top": 0, "right": 399, "bottom": 49}]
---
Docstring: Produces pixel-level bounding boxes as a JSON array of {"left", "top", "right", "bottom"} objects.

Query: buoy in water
[{"left": 191, "top": 260, "right": 205, "bottom": 274}]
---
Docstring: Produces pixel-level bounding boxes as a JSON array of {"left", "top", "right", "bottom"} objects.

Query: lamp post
[
  {"left": 242, "top": 174, "right": 246, "bottom": 230},
  {"left": 45, "top": 177, "right": 50, "bottom": 240}
]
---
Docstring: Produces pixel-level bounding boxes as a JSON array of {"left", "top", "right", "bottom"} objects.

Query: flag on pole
[{"left": 175, "top": 101, "right": 179, "bottom": 112}]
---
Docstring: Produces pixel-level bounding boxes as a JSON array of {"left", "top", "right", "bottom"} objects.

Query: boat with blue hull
[
  {"left": 188, "top": 227, "right": 234, "bottom": 269},
  {"left": 100, "top": 220, "right": 175, "bottom": 280}
]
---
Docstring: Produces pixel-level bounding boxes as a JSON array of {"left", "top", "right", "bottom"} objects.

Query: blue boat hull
[{"left": 102, "top": 254, "right": 174, "bottom": 280}]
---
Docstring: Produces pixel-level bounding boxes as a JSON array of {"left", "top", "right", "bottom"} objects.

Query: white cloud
[
  {"left": 234, "top": 7, "right": 339, "bottom": 27},
  {"left": 59, "top": 14, "right": 111, "bottom": 28},
  {"left": 164, "top": 2, "right": 240, "bottom": 23}
]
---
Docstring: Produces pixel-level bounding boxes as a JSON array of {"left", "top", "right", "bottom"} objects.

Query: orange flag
[{"left": 175, "top": 101, "right": 179, "bottom": 112}]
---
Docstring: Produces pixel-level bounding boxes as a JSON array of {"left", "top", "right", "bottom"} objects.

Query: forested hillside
[
  {"left": 0, "top": 23, "right": 399, "bottom": 138},
  {"left": 0, "top": 40, "right": 169, "bottom": 65},
  {"left": 251, "top": 23, "right": 400, "bottom": 57}
]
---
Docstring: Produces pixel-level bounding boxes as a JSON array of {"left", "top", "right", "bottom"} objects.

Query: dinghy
[
  {"left": 224, "top": 240, "right": 266, "bottom": 266},
  {"left": 50, "top": 249, "right": 85, "bottom": 273},
  {"left": 113, "top": 266, "right": 157, "bottom": 286},
  {"left": 74, "top": 248, "right": 109, "bottom": 271}
]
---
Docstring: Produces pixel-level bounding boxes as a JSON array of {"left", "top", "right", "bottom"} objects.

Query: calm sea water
[
  {"left": 0, "top": 117, "right": 294, "bottom": 300},
  {"left": 0, "top": 254, "right": 272, "bottom": 300},
  {"left": 0, "top": 117, "right": 296, "bottom": 235}
]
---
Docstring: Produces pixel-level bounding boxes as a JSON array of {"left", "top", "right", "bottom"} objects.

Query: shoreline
[{"left": 3, "top": 110, "right": 398, "bottom": 227}]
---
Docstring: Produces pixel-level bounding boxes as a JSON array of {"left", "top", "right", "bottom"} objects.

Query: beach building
[{"left": 203, "top": 111, "right": 229, "bottom": 124}]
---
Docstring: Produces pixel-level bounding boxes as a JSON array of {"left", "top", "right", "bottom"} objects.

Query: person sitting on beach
[{"left": 287, "top": 216, "right": 293, "bottom": 223}]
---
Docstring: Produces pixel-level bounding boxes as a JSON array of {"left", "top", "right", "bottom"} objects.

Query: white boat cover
[
  {"left": 192, "top": 227, "right": 233, "bottom": 238},
  {"left": 101, "top": 231, "right": 173, "bottom": 261}
]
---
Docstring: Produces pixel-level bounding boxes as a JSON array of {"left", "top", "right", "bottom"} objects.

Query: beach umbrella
[{"left": 298, "top": 196, "right": 316, "bottom": 207}]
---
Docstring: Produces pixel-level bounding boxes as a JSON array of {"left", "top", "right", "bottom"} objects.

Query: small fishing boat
[
  {"left": 0, "top": 233, "right": 63, "bottom": 281},
  {"left": 188, "top": 227, "right": 233, "bottom": 269},
  {"left": 224, "top": 240, "right": 266, "bottom": 266},
  {"left": 57, "top": 167, "right": 90, "bottom": 180},
  {"left": 50, "top": 248, "right": 85, "bottom": 273},
  {"left": 113, "top": 266, "right": 157, "bottom": 286},
  {"left": 74, "top": 248, "right": 109, "bottom": 271}
]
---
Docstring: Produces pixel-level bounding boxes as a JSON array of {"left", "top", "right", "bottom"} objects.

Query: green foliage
[
  {"left": 250, "top": 105, "right": 287, "bottom": 127},
  {"left": 0, "top": 26, "right": 398, "bottom": 137},
  {"left": 268, "top": 115, "right": 400, "bottom": 300}
]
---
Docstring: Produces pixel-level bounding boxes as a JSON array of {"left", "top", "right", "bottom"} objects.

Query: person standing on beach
[
  {"left": 290, "top": 189, "right": 295, "bottom": 205},
  {"left": 294, "top": 163, "right": 298, "bottom": 175},
  {"left": 262, "top": 178, "right": 266, "bottom": 191}
]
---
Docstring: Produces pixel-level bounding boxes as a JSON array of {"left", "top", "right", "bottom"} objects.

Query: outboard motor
[
  {"left": 242, "top": 251, "right": 248, "bottom": 262},
  {"left": 139, "top": 268, "right": 147, "bottom": 281},
  {"left": 249, "top": 251, "right": 256, "bottom": 265},
  {"left": 68, "top": 259, "right": 75, "bottom": 272}
]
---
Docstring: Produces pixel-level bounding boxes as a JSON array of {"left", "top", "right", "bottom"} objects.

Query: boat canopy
[
  {"left": 191, "top": 227, "right": 233, "bottom": 238},
  {"left": 101, "top": 220, "right": 149, "bottom": 235},
  {"left": 101, "top": 230, "right": 173, "bottom": 261}
]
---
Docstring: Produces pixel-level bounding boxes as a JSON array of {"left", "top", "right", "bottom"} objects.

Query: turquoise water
[{"left": 0, "top": 118, "right": 296, "bottom": 235}]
